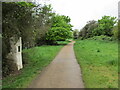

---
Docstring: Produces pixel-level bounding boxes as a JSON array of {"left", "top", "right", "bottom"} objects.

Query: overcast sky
[{"left": 37, "top": 0, "right": 119, "bottom": 30}]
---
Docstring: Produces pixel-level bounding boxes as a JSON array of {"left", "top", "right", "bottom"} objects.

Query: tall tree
[
  {"left": 2, "top": 2, "right": 55, "bottom": 76},
  {"left": 33, "top": 4, "right": 55, "bottom": 45},
  {"left": 73, "top": 29, "right": 79, "bottom": 39},
  {"left": 93, "top": 16, "right": 117, "bottom": 36},
  {"left": 46, "top": 15, "right": 73, "bottom": 44},
  {"left": 79, "top": 20, "right": 98, "bottom": 39}
]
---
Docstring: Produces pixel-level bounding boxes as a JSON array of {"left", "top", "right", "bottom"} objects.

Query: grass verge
[
  {"left": 56, "top": 40, "right": 71, "bottom": 45},
  {"left": 74, "top": 39, "right": 118, "bottom": 88},
  {"left": 3, "top": 45, "right": 63, "bottom": 88}
]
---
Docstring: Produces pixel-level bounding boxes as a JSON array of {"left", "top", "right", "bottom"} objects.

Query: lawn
[
  {"left": 74, "top": 39, "right": 118, "bottom": 88},
  {"left": 2, "top": 45, "right": 64, "bottom": 88},
  {"left": 56, "top": 40, "right": 71, "bottom": 45}
]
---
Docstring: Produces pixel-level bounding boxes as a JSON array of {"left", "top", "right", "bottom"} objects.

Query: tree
[
  {"left": 2, "top": 2, "right": 39, "bottom": 76},
  {"left": 79, "top": 20, "right": 98, "bottom": 39},
  {"left": 73, "top": 29, "right": 79, "bottom": 39},
  {"left": 32, "top": 4, "right": 55, "bottom": 45},
  {"left": 46, "top": 15, "right": 73, "bottom": 44},
  {"left": 2, "top": 2, "right": 55, "bottom": 76},
  {"left": 93, "top": 16, "right": 117, "bottom": 36}
]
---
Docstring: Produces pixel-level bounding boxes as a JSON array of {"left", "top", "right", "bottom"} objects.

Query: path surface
[{"left": 29, "top": 41, "right": 84, "bottom": 88}]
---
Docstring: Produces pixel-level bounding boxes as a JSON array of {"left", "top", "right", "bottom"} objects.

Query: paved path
[{"left": 28, "top": 41, "right": 84, "bottom": 88}]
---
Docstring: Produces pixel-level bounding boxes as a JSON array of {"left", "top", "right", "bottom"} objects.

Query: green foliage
[
  {"left": 112, "top": 25, "right": 118, "bottom": 39},
  {"left": 2, "top": 58, "right": 18, "bottom": 77},
  {"left": 2, "top": 2, "right": 36, "bottom": 49},
  {"left": 79, "top": 16, "right": 117, "bottom": 40},
  {"left": 2, "top": 2, "right": 73, "bottom": 77},
  {"left": 3, "top": 45, "right": 63, "bottom": 88},
  {"left": 33, "top": 4, "right": 55, "bottom": 45},
  {"left": 92, "top": 16, "right": 117, "bottom": 36},
  {"left": 17, "top": 2, "right": 36, "bottom": 7},
  {"left": 46, "top": 27, "right": 72, "bottom": 41},
  {"left": 2, "top": 2, "right": 54, "bottom": 48},
  {"left": 73, "top": 29, "right": 79, "bottom": 39},
  {"left": 79, "top": 20, "right": 98, "bottom": 39},
  {"left": 2, "top": 2, "right": 36, "bottom": 76},
  {"left": 88, "top": 35, "right": 115, "bottom": 41},
  {"left": 118, "top": 20, "right": 120, "bottom": 40},
  {"left": 56, "top": 39, "right": 71, "bottom": 45},
  {"left": 2, "top": 2, "right": 55, "bottom": 76},
  {"left": 108, "top": 59, "right": 118, "bottom": 66},
  {"left": 46, "top": 15, "right": 73, "bottom": 43},
  {"left": 74, "top": 39, "right": 118, "bottom": 88}
]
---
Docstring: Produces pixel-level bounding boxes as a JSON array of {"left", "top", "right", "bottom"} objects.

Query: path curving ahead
[{"left": 28, "top": 41, "right": 84, "bottom": 88}]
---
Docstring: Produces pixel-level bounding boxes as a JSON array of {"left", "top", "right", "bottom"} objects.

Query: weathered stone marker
[{"left": 7, "top": 37, "right": 23, "bottom": 70}]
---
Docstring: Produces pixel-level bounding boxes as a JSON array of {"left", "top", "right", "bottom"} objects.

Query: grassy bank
[
  {"left": 3, "top": 45, "right": 64, "bottom": 88},
  {"left": 74, "top": 38, "right": 118, "bottom": 88}
]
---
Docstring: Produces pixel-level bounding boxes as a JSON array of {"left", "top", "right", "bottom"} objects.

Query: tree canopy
[
  {"left": 92, "top": 16, "right": 117, "bottom": 36},
  {"left": 79, "top": 16, "right": 117, "bottom": 39},
  {"left": 2, "top": 2, "right": 74, "bottom": 76},
  {"left": 45, "top": 15, "right": 73, "bottom": 43},
  {"left": 2, "top": 2, "right": 58, "bottom": 76}
]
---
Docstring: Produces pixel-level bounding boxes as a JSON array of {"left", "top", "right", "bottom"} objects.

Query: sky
[{"left": 36, "top": 0, "right": 119, "bottom": 30}]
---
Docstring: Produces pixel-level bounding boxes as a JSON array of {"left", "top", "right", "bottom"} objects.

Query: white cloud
[{"left": 37, "top": 0, "right": 119, "bottom": 30}]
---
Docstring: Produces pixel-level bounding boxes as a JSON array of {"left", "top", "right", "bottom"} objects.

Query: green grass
[
  {"left": 56, "top": 40, "right": 71, "bottom": 45},
  {"left": 74, "top": 39, "right": 118, "bottom": 88},
  {"left": 3, "top": 45, "right": 63, "bottom": 88}
]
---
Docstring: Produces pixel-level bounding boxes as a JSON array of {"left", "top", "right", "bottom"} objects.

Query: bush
[
  {"left": 45, "top": 15, "right": 73, "bottom": 44},
  {"left": 88, "top": 35, "right": 114, "bottom": 41},
  {"left": 78, "top": 16, "right": 117, "bottom": 40},
  {"left": 107, "top": 59, "right": 118, "bottom": 66},
  {"left": 92, "top": 16, "right": 117, "bottom": 36},
  {"left": 79, "top": 20, "right": 98, "bottom": 39},
  {"left": 2, "top": 58, "right": 18, "bottom": 77},
  {"left": 112, "top": 25, "right": 118, "bottom": 40}
]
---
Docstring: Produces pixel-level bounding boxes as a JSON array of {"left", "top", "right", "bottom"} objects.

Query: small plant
[
  {"left": 97, "top": 49, "right": 100, "bottom": 52},
  {"left": 107, "top": 59, "right": 118, "bottom": 66}
]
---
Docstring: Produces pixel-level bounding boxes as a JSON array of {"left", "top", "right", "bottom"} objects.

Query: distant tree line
[{"left": 73, "top": 16, "right": 118, "bottom": 40}]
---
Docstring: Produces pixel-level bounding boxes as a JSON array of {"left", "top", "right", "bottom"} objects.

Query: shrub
[
  {"left": 88, "top": 35, "right": 114, "bottom": 41},
  {"left": 2, "top": 58, "right": 18, "bottom": 77},
  {"left": 107, "top": 59, "right": 118, "bottom": 66}
]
